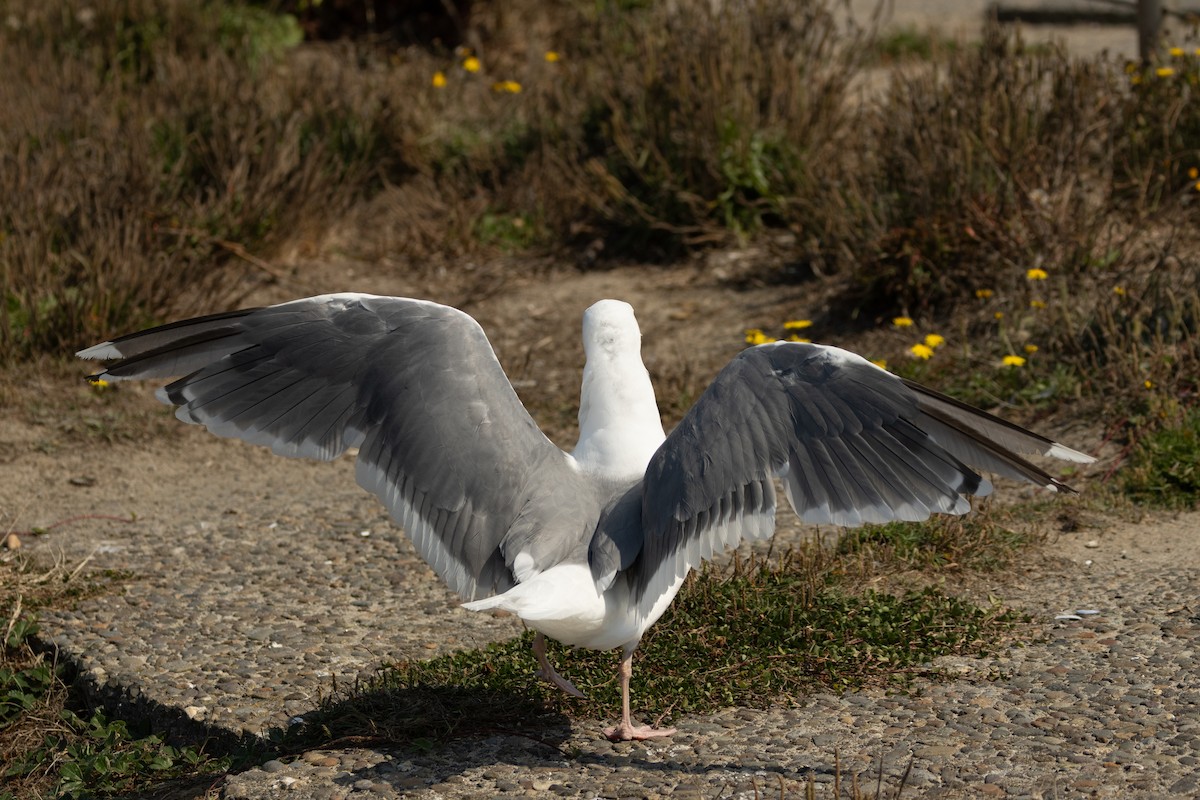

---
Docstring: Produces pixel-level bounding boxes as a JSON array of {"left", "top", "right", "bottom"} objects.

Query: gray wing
[
  {"left": 78, "top": 293, "right": 593, "bottom": 600},
  {"left": 632, "top": 341, "right": 1094, "bottom": 604}
]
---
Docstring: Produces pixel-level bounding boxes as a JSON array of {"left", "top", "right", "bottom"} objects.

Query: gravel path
[
  {"left": 215, "top": 558, "right": 1200, "bottom": 800},
  {"left": 26, "top": 432, "right": 1200, "bottom": 799}
]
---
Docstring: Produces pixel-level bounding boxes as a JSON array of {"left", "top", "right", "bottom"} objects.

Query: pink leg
[
  {"left": 532, "top": 633, "right": 585, "bottom": 697},
  {"left": 603, "top": 649, "right": 677, "bottom": 741}
]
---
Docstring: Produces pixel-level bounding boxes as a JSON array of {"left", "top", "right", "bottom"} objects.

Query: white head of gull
[{"left": 78, "top": 294, "right": 1094, "bottom": 741}]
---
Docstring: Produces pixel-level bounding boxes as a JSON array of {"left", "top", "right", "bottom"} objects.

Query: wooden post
[{"left": 1138, "top": 0, "right": 1163, "bottom": 63}]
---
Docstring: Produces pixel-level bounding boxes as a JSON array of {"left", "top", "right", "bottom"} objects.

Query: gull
[{"left": 78, "top": 294, "right": 1093, "bottom": 741}]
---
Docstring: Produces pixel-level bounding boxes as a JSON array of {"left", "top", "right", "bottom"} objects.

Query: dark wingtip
[{"left": 1049, "top": 477, "right": 1079, "bottom": 494}]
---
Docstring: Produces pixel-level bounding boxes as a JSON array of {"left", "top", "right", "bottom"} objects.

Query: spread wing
[
  {"left": 632, "top": 341, "right": 1093, "bottom": 604},
  {"left": 78, "top": 293, "right": 594, "bottom": 600}
]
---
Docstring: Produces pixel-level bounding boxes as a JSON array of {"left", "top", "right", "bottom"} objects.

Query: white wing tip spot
[
  {"left": 1047, "top": 442, "right": 1096, "bottom": 464},
  {"left": 77, "top": 342, "right": 119, "bottom": 359}
]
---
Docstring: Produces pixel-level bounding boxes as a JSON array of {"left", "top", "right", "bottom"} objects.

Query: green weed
[
  {"left": 1122, "top": 404, "right": 1200, "bottom": 509},
  {"left": 1, "top": 626, "right": 58, "bottom": 728},
  {"left": 5, "top": 707, "right": 232, "bottom": 799},
  {"left": 215, "top": 4, "right": 304, "bottom": 66},
  {"left": 838, "top": 515, "right": 1032, "bottom": 572}
]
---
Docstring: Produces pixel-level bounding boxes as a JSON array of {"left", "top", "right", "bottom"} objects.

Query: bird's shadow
[
  {"left": 95, "top": 682, "right": 840, "bottom": 797},
  {"left": 276, "top": 683, "right": 574, "bottom": 755},
  {"left": 273, "top": 684, "right": 817, "bottom": 793}
]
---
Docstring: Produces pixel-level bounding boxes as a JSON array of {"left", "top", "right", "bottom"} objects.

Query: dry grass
[
  {"left": 539, "top": 0, "right": 872, "bottom": 255},
  {"left": 0, "top": 1, "right": 401, "bottom": 357},
  {"left": 842, "top": 26, "right": 1120, "bottom": 319},
  {"left": 4, "top": 0, "right": 1198, "bottom": 430}
]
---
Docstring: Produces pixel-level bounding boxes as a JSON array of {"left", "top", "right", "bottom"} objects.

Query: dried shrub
[
  {"left": 1114, "top": 53, "right": 1200, "bottom": 210},
  {"left": 840, "top": 26, "right": 1120, "bottom": 320},
  {"left": 528, "top": 0, "right": 871, "bottom": 257},
  {"left": 0, "top": 1, "right": 401, "bottom": 358}
]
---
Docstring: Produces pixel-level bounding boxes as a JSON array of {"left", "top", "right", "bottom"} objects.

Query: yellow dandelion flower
[
  {"left": 1002, "top": 354, "right": 1026, "bottom": 367},
  {"left": 1189, "top": 167, "right": 1199, "bottom": 180},
  {"left": 545, "top": 50, "right": 560, "bottom": 63},
  {"left": 744, "top": 329, "right": 776, "bottom": 345},
  {"left": 870, "top": 359, "right": 888, "bottom": 370},
  {"left": 975, "top": 288, "right": 994, "bottom": 299},
  {"left": 892, "top": 316, "right": 914, "bottom": 328},
  {"left": 786, "top": 334, "right": 811, "bottom": 343},
  {"left": 994, "top": 311, "right": 1005, "bottom": 320},
  {"left": 1144, "top": 379, "right": 1154, "bottom": 389},
  {"left": 491, "top": 80, "right": 522, "bottom": 93},
  {"left": 1113, "top": 286, "right": 1126, "bottom": 296},
  {"left": 1030, "top": 299, "right": 1046, "bottom": 309},
  {"left": 1131, "top": 74, "right": 1142, "bottom": 85},
  {"left": 431, "top": 71, "right": 447, "bottom": 88},
  {"left": 784, "top": 319, "right": 813, "bottom": 330},
  {"left": 1194, "top": 181, "right": 1200, "bottom": 192},
  {"left": 1170, "top": 47, "right": 1185, "bottom": 57},
  {"left": 924, "top": 333, "right": 946, "bottom": 349},
  {"left": 1026, "top": 268, "right": 1048, "bottom": 281},
  {"left": 89, "top": 377, "right": 112, "bottom": 390},
  {"left": 1195, "top": 48, "right": 1200, "bottom": 56},
  {"left": 1156, "top": 66, "right": 1175, "bottom": 77},
  {"left": 1024, "top": 343, "right": 1039, "bottom": 354},
  {"left": 910, "top": 343, "right": 934, "bottom": 360},
  {"left": 462, "top": 56, "right": 481, "bottom": 73}
]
